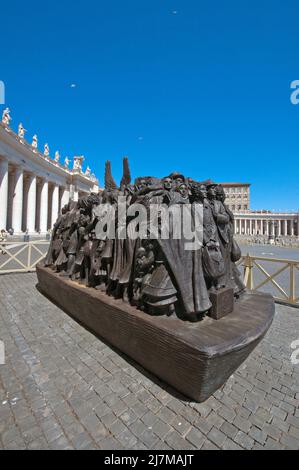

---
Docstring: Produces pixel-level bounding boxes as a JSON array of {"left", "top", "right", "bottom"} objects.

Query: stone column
[
  {"left": 266, "top": 220, "right": 269, "bottom": 236},
  {"left": 249, "top": 219, "right": 252, "bottom": 235},
  {"left": 291, "top": 219, "right": 294, "bottom": 236},
  {"left": 51, "top": 185, "right": 59, "bottom": 228},
  {"left": 39, "top": 180, "right": 48, "bottom": 233},
  {"left": 26, "top": 174, "right": 37, "bottom": 233},
  {"left": 73, "top": 189, "right": 79, "bottom": 202},
  {"left": 0, "top": 158, "right": 8, "bottom": 230},
  {"left": 12, "top": 167, "right": 24, "bottom": 233},
  {"left": 61, "top": 187, "right": 70, "bottom": 208},
  {"left": 278, "top": 221, "right": 281, "bottom": 236},
  {"left": 284, "top": 219, "right": 288, "bottom": 236}
]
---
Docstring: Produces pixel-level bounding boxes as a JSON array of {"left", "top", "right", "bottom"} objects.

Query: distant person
[
  {"left": 0, "top": 229, "right": 7, "bottom": 254},
  {"left": 24, "top": 229, "right": 30, "bottom": 242},
  {"left": 0, "top": 229, "right": 7, "bottom": 240}
]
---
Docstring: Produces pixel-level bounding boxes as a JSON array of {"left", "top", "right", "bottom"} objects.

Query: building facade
[
  {"left": 219, "top": 182, "right": 299, "bottom": 237},
  {"left": 221, "top": 182, "right": 251, "bottom": 212},
  {"left": 0, "top": 115, "right": 99, "bottom": 234}
]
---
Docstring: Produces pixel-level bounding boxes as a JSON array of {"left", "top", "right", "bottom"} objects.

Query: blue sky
[{"left": 1, "top": 0, "right": 299, "bottom": 210}]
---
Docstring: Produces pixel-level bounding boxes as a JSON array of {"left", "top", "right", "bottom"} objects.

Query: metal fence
[
  {"left": 0, "top": 241, "right": 50, "bottom": 274},
  {"left": 0, "top": 242, "right": 298, "bottom": 307},
  {"left": 238, "top": 255, "right": 299, "bottom": 306}
]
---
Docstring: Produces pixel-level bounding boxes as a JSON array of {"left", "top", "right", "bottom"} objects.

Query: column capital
[{"left": 9, "top": 164, "right": 24, "bottom": 176}]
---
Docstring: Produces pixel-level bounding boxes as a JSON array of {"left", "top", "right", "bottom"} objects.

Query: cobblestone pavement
[{"left": 0, "top": 273, "right": 299, "bottom": 450}]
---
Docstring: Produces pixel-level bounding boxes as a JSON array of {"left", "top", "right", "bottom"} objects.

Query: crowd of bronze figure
[{"left": 45, "top": 158, "right": 245, "bottom": 322}]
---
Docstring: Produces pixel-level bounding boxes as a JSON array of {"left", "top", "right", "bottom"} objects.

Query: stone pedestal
[{"left": 209, "top": 288, "right": 234, "bottom": 320}]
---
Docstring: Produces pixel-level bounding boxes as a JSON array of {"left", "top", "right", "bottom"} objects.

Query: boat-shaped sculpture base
[{"left": 36, "top": 264, "right": 275, "bottom": 402}]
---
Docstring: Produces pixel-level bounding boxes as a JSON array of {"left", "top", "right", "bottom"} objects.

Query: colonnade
[
  {"left": 234, "top": 217, "right": 298, "bottom": 237},
  {"left": 0, "top": 158, "right": 71, "bottom": 233}
]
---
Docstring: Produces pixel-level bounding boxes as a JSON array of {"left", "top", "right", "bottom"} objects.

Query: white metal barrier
[{"left": 0, "top": 241, "right": 50, "bottom": 274}]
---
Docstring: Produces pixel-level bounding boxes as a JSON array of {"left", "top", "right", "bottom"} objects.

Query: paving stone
[
  {"left": 270, "top": 416, "right": 290, "bottom": 433},
  {"left": 201, "top": 440, "right": 220, "bottom": 450},
  {"left": 222, "top": 437, "right": 243, "bottom": 450},
  {"left": 234, "top": 430, "right": 255, "bottom": 450},
  {"left": 264, "top": 437, "right": 285, "bottom": 450},
  {"left": 185, "top": 427, "right": 205, "bottom": 449},
  {"left": 207, "top": 428, "right": 227, "bottom": 447},
  {"left": 117, "top": 429, "right": 138, "bottom": 448},
  {"left": 27, "top": 437, "right": 50, "bottom": 450},
  {"left": 99, "top": 437, "right": 124, "bottom": 450},
  {"left": 139, "top": 429, "right": 160, "bottom": 449},
  {"left": 220, "top": 421, "right": 239, "bottom": 439},
  {"left": 263, "top": 423, "right": 282, "bottom": 441},
  {"left": 172, "top": 416, "right": 192, "bottom": 436},
  {"left": 270, "top": 405, "right": 287, "bottom": 421},
  {"left": 206, "top": 410, "right": 225, "bottom": 429},
  {"left": 151, "top": 419, "right": 172, "bottom": 439},
  {"left": 119, "top": 409, "right": 138, "bottom": 426},
  {"left": 43, "top": 425, "right": 64, "bottom": 443},
  {"left": 193, "top": 416, "right": 213, "bottom": 435},
  {"left": 1, "top": 274, "right": 299, "bottom": 451},
  {"left": 280, "top": 433, "right": 299, "bottom": 450},
  {"left": 248, "top": 426, "right": 268, "bottom": 445},
  {"left": 289, "top": 425, "right": 299, "bottom": 440},
  {"left": 233, "top": 415, "right": 252, "bottom": 433},
  {"left": 165, "top": 430, "right": 196, "bottom": 450},
  {"left": 286, "top": 415, "right": 299, "bottom": 429}
]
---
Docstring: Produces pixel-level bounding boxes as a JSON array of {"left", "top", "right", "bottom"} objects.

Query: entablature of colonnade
[
  {"left": 72, "top": 172, "right": 99, "bottom": 194},
  {"left": 0, "top": 122, "right": 98, "bottom": 191},
  {"left": 235, "top": 212, "right": 298, "bottom": 220}
]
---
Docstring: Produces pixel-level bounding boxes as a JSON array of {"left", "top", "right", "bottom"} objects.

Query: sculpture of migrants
[{"left": 37, "top": 158, "right": 274, "bottom": 402}]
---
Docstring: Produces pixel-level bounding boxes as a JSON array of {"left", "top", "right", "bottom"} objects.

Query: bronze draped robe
[{"left": 156, "top": 201, "right": 212, "bottom": 318}]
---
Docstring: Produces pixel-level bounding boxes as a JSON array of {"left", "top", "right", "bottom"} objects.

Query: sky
[{"left": 1, "top": 0, "right": 299, "bottom": 211}]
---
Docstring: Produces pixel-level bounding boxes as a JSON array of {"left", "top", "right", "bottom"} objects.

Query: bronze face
[
  {"left": 207, "top": 186, "right": 216, "bottom": 199},
  {"left": 163, "top": 177, "right": 172, "bottom": 190}
]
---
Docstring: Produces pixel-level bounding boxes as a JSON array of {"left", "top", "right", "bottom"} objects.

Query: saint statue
[
  {"left": 85, "top": 166, "right": 91, "bottom": 177},
  {"left": 64, "top": 157, "right": 70, "bottom": 168},
  {"left": 44, "top": 143, "right": 50, "bottom": 157},
  {"left": 32, "top": 135, "right": 38, "bottom": 150},
  {"left": 55, "top": 151, "right": 60, "bottom": 163},
  {"left": 18, "top": 123, "right": 26, "bottom": 139},
  {"left": 73, "top": 156, "right": 84, "bottom": 172},
  {"left": 2, "top": 108, "right": 11, "bottom": 126}
]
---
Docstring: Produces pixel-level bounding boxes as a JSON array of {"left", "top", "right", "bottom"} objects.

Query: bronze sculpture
[
  {"left": 38, "top": 158, "right": 275, "bottom": 402},
  {"left": 44, "top": 159, "right": 247, "bottom": 321}
]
